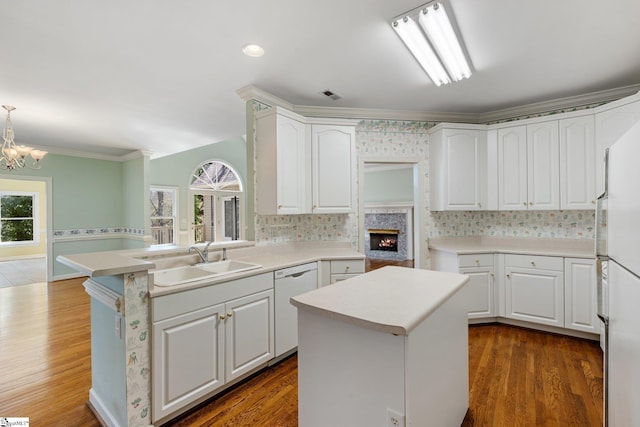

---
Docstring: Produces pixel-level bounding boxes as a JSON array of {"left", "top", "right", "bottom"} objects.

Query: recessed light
[{"left": 242, "top": 44, "right": 264, "bottom": 58}]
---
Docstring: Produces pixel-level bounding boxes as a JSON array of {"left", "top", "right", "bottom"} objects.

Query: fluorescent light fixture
[
  {"left": 392, "top": 1, "right": 472, "bottom": 86},
  {"left": 419, "top": 3, "right": 471, "bottom": 81},
  {"left": 392, "top": 16, "right": 451, "bottom": 86}
]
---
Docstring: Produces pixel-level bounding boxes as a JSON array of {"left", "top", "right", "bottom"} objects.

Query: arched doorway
[{"left": 189, "top": 161, "right": 244, "bottom": 244}]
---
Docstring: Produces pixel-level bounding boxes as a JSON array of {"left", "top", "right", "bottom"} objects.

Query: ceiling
[{"left": 2, "top": 0, "right": 640, "bottom": 159}]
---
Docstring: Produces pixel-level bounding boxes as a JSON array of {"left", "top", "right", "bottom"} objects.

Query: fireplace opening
[{"left": 369, "top": 229, "right": 399, "bottom": 252}]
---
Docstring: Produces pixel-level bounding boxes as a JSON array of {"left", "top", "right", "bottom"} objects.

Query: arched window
[
  {"left": 191, "top": 161, "right": 243, "bottom": 192},
  {"left": 189, "top": 161, "right": 244, "bottom": 244}
]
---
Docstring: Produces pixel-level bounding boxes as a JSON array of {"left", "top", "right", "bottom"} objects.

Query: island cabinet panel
[{"left": 295, "top": 268, "right": 469, "bottom": 427}]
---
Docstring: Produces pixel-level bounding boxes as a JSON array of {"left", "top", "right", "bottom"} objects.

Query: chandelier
[{"left": 2, "top": 105, "right": 47, "bottom": 170}]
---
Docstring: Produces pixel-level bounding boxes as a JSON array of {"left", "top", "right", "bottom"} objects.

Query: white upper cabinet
[
  {"left": 594, "top": 98, "right": 640, "bottom": 196},
  {"left": 255, "top": 107, "right": 356, "bottom": 215},
  {"left": 497, "top": 122, "right": 559, "bottom": 210},
  {"left": 527, "top": 121, "right": 560, "bottom": 210},
  {"left": 497, "top": 125, "right": 529, "bottom": 210},
  {"left": 559, "top": 115, "right": 596, "bottom": 209},
  {"left": 311, "top": 124, "right": 356, "bottom": 214},
  {"left": 255, "top": 108, "right": 309, "bottom": 215},
  {"left": 429, "top": 125, "right": 488, "bottom": 211}
]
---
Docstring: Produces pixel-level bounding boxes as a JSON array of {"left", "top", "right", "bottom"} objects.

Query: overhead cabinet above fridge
[{"left": 255, "top": 107, "right": 356, "bottom": 215}]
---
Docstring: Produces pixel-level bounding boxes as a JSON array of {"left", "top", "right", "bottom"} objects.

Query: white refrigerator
[{"left": 597, "top": 119, "right": 640, "bottom": 427}]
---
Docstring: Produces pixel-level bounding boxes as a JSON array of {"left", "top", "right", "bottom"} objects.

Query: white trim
[
  {"left": 238, "top": 84, "right": 640, "bottom": 125},
  {"left": 0, "top": 253, "right": 45, "bottom": 261},
  {"left": 89, "top": 388, "right": 125, "bottom": 427},
  {"left": 52, "top": 271, "right": 86, "bottom": 282},
  {"left": 84, "top": 278, "right": 123, "bottom": 313},
  {"left": 364, "top": 201, "right": 415, "bottom": 209},
  {"left": 358, "top": 156, "right": 423, "bottom": 269},
  {"left": 53, "top": 233, "right": 146, "bottom": 243}
]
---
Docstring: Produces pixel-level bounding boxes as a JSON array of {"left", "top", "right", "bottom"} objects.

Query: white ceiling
[{"left": 2, "top": 0, "right": 640, "bottom": 159}]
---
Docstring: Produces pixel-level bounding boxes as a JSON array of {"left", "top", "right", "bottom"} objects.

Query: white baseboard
[
  {"left": 52, "top": 272, "right": 87, "bottom": 282},
  {"left": 89, "top": 388, "right": 122, "bottom": 427}
]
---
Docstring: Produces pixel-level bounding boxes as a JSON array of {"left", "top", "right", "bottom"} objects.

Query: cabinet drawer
[
  {"left": 458, "top": 254, "right": 494, "bottom": 268},
  {"left": 504, "top": 254, "right": 563, "bottom": 271},
  {"left": 331, "top": 259, "right": 364, "bottom": 274}
]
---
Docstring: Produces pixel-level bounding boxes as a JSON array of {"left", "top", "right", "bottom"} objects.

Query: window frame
[
  {"left": 150, "top": 186, "right": 179, "bottom": 247},
  {"left": 0, "top": 191, "right": 39, "bottom": 246}
]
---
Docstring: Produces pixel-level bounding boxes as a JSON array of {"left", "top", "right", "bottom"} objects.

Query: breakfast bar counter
[{"left": 291, "top": 266, "right": 470, "bottom": 427}]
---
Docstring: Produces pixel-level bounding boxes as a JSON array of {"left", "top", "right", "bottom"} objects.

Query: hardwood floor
[
  {"left": 0, "top": 278, "right": 603, "bottom": 426},
  {"left": 364, "top": 257, "right": 414, "bottom": 271}
]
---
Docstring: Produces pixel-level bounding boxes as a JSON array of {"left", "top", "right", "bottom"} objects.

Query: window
[
  {"left": 190, "top": 161, "right": 243, "bottom": 243},
  {"left": 150, "top": 187, "right": 178, "bottom": 246},
  {"left": 0, "top": 192, "right": 38, "bottom": 245}
]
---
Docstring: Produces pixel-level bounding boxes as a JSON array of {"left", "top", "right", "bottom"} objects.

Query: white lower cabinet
[
  {"left": 318, "top": 259, "right": 366, "bottom": 286},
  {"left": 430, "top": 251, "right": 496, "bottom": 319},
  {"left": 564, "top": 258, "right": 598, "bottom": 334},
  {"left": 152, "top": 273, "right": 274, "bottom": 422},
  {"left": 504, "top": 254, "right": 564, "bottom": 327}
]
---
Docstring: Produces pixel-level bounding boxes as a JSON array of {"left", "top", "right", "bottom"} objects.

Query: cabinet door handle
[
  {"left": 477, "top": 203, "right": 482, "bottom": 208},
  {"left": 528, "top": 201, "right": 533, "bottom": 205},
  {"left": 220, "top": 314, "right": 226, "bottom": 320},
  {"left": 278, "top": 204, "right": 283, "bottom": 209},
  {"left": 227, "top": 312, "right": 233, "bottom": 318},
  {"left": 522, "top": 202, "right": 527, "bottom": 206},
  {"left": 475, "top": 259, "right": 480, "bottom": 265},
  {"left": 345, "top": 265, "right": 350, "bottom": 271},
  {"left": 506, "top": 273, "right": 511, "bottom": 279},
  {"left": 490, "top": 273, "right": 495, "bottom": 278},
  {"left": 531, "top": 261, "right": 536, "bottom": 267},
  {"left": 591, "top": 200, "right": 596, "bottom": 204}
]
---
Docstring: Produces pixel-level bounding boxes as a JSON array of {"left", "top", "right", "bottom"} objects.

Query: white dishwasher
[{"left": 274, "top": 262, "right": 318, "bottom": 356}]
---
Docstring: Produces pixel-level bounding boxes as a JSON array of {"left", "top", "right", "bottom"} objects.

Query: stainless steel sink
[{"left": 152, "top": 260, "right": 262, "bottom": 287}]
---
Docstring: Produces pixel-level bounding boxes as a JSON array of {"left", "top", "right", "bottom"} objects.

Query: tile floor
[{"left": 0, "top": 258, "right": 47, "bottom": 288}]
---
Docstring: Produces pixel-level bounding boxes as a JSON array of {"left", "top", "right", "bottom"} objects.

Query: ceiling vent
[{"left": 322, "top": 90, "right": 342, "bottom": 101}]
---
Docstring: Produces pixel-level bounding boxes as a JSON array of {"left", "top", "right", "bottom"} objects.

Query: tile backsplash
[{"left": 429, "top": 210, "right": 595, "bottom": 240}]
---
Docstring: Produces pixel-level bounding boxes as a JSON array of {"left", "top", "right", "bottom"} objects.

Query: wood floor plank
[{"left": 1, "top": 278, "right": 603, "bottom": 427}]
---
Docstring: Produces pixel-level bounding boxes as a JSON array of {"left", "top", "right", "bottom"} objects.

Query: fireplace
[{"left": 369, "top": 229, "right": 399, "bottom": 252}]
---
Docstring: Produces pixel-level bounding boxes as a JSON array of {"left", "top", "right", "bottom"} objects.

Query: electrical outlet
[{"left": 387, "top": 408, "right": 405, "bottom": 427}]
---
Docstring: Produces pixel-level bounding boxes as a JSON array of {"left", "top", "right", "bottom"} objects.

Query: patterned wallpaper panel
[{"left": 429, "top": 210, "right": 595, "bottom": 240}]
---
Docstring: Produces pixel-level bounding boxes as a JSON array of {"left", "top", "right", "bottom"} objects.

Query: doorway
[
  {"left": 359, "top": 159, "right": 423, "bottom": 269},
  {"left": 0, "top": 175, "right": 52, "bottom": 285}
]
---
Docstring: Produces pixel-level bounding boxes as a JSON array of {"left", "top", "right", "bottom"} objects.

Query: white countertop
[
  {"left": 57, "top": 241, "right": 365, "bottom": 296},
  {"left": 290, "top": 266, "right": 469, "bottom": 336},
  {"left": 428, "top": 236, "right": 595, "bottom": 258}
]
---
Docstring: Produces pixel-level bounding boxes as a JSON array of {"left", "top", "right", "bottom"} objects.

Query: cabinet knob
[
  {"left": 491, "top": 273, "right": 495, "bottom": 278},
  {"left": 313, "top": 204, "right": 317, "bottom": 209},
  {"left": 522, "top": 202, "right": 527, "bottom": 206},
  {"left": 506, "top": 273, "right": 511, "bottom": 279},
  {"left": 531, "top": 261, "right": 536, "bottom": 267},
  {"left": 475, "top": 259, "right": 480, "bottom": 265},
  {"left": 220, "top": 314, "right": 226, "bottom": 320},
  {"left": 528, "top": 202, "right": 533, "bottom": 205},
  {"left": 478, "top": 203, "right": 482, "bottom": 208},
  {"left": 278, "top": 204, "right": 283, "bottom": 209},
  {"left": 345, "top": 265, "right": 350, "bottom": 271},
  {"left": 591, "top": 200, "right": 596, "bottom": 204},
  {"left": 227, "top": 312, "right": 233, "bottom": 318}
]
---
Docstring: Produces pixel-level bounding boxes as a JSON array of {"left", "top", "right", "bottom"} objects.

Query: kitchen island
[{"left": 291, "top": 266, "right": 470, "bottom": 427}]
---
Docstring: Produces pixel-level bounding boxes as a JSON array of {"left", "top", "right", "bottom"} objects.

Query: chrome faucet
[{"left": 189, "top": 241, "right": 213, "bottom": 264}]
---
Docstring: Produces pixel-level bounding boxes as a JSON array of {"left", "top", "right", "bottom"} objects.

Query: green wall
[
  {"left": 149, "top": 136, "right": 247, "bottom": 244},
  {"left": 363, "top": 167, "right": 414, "bottom": 204}
]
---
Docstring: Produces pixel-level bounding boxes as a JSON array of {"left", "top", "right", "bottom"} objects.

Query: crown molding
[
  {"left": 476, "top": 83, "right": 640, "bottom": 123},
  {"left": 37, "top": 144, "right": 153, "bottom": 163},
  {"left": 238, "top": 83, "right": 640, "bottom": 125},
  {"left": 236, "top": 85, "right": 294, "bottom": 110}
]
